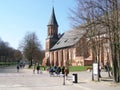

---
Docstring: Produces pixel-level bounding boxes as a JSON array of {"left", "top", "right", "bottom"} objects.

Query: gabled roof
[
  {"left": 48, "top": 7, "right": 58, "bottom": 27},
  {"left": 50, "top": 29, "right": 86, "bottom": 51}
]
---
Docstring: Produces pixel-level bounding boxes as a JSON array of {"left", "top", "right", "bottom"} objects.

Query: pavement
[
  {"left": 67, "top": 71, "right": 120, "bottom": 90},
  {"left": 0, "top": 65, "right": 120, "bottom": 90}
]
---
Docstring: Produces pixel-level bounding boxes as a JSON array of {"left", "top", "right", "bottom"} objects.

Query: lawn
[
  {"left": 69, "top": 66, "right": 92, "bottom": 72},
  {"left": 0, "top": 61, "right": 17, "bottom": 66},
  {"left": 28, "top": 65, "right": 92, "bottom": 72}
]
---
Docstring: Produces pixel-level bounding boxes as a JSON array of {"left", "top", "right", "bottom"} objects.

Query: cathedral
[
  {"left": 42, "top": 7, "right": 111, "bottom": 67},
  {"left": 42, "top": 7, "right": 94, "bottom": 67}
]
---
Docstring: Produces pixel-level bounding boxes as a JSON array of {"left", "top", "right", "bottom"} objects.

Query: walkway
[{"left": 0, "top": 66, "right": 120, "bottom": 90}]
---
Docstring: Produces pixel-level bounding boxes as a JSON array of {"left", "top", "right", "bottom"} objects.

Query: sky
[{"left": 0, "top": 0, "right": 75, "bottom": 50}]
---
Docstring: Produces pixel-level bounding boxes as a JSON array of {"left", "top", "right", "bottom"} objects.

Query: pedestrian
[
  {"left": 36, "top": 64, "right": 40, "bottom": 74},
  {"left": 33, "top": 64, "right": 36, "bottom": 74},
  {"left": 17, "top": 65, "right": 19, "bottom": 72},
  {"left": 61, "top": 66, "right": 65, "bottom": 76},
  {"left": 105, "top": 61, "right": 109, "bottom": 72},
  {"left": 48, "top": 66, "right": 54, "bottom": 76},
  {"left": 43, "top": 66, "right": 45, "bottom": 71},
  {"left": 40, "top": 65, "right": 42, "bottom": 74},
  {"left": 64, "top": 67, "right": 69, "bottom": 76},
  {"left": 56, "top": 67, "right": 61, "bottom": 76}
]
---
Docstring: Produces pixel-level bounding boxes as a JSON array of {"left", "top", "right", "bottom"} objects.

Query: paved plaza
[{"left": 0, "top": 66, "right": 120, "bottom": 90}]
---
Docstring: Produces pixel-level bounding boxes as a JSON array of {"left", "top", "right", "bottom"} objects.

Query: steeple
[
  {"left": 45, "top": 5, "right": 59, "bottom": 66},
  {"left": 47, "top": 7, "right": 59, "bottom": 38},
  {"left": 48, "top": 7, "right": 58, "bottom": 27},
  {"left": 46, "top": 6, "right": 59, "bottom": 52}
]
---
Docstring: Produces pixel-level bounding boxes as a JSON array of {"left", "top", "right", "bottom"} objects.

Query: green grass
[
  {"left": 0, "top": 62, "right": 17, "bottom": 66},
  {"left": 28, "top": 65, "right": 92, "bottom": 72},
  {"left": 69, "top": 66, "right": 92, "bottom": 72}
]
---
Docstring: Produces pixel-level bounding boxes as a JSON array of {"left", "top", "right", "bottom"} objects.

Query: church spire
[{"left": 48, "top": 7, "right": 58, "bottom": 27}]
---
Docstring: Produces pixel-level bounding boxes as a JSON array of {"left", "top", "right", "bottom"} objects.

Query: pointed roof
[{"left": 48, "top": 7, "right": 58, "bottom": 26}]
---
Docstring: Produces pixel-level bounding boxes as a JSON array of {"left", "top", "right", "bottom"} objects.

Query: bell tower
[{"left": 45, "top": 7, "right": 59, "bottom": 61}]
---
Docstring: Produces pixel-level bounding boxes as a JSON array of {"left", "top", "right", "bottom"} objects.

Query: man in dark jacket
[{"left": 37, "top": 64, "right": 40, "bottom": 74}]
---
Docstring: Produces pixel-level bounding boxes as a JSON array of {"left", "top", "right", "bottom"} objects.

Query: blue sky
[{"left": 0, "top": 0, "right": 75, "bottom": 50}]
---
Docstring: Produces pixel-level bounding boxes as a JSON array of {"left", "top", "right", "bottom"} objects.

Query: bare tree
[
  {"left": 19, "top": 32, "right": 43, "bottom": 67},
  {"left": 14, "top": 50, "right": 22, "bottom": 62},
  {"left": 70, "top": 0, "right": 120, "bottom": 82}
]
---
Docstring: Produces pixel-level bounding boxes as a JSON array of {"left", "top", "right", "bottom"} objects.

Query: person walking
[
  {"left": 33, "top": 64, "right": 36, "bottom": 74},
  {"left": 56, "top": 67, "right": 61, "bottom": 76},
  {"left": 64, "top": 67, "right": 69, "bottom": 76},
  {"left": 61, "top": 66, "right": 65, "bottom": 76},
  {"left": 36, "top": 64, "right": 40, "bottom": 74},
  {"left": 17, "top": 65, "right": 19, "bottom": 72}
]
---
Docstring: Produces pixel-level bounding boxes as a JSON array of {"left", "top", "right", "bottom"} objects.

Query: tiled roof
[{"left": 50, "top": 29, "right": 86, "bottom": 50}]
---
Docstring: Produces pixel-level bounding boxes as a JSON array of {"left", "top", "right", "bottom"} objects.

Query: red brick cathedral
[{"left": 42, "top": 7, "right": 112, "bottom": 67}]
